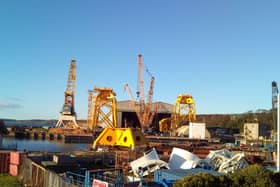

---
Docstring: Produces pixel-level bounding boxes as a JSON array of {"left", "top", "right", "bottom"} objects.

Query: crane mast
[
  {"left": 55, "top": 60, "right": 79, "bottom": 128},
  {"left": 144, "top": 71, "right": 156, "bottom": 126},
  {"left": 146, "top": 69, "right": 155, "bottom": 105},
  {"left": 124, "top": 54, "right": 156, "bottom": 131},
  {"left": 64, "top": 60, "right": 76, "bottom": 115},
  {"left": 137, "top": 54, "right": 145, "bottom": 114},
  {"left": 272, "top": 81, "right": 279, "bottom": 131}
]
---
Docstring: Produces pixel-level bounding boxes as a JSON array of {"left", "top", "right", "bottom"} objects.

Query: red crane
[{"left": 124, "top": 54, "right": 156, "bottom": 131}]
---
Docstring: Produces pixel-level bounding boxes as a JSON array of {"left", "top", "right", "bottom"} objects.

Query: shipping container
[
  {"left": 0, "top": 151, "right": 10, "bottom": 173},
  {"left": 9, "top": 164, "right": 18, "bottom": 176},
  {"left": 10, "top": 151, "right": 26, "bottom": 165}
]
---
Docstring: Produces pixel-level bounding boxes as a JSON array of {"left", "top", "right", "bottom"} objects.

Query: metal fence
[
  {"left": 17, "top": 157, "right": 124, "bottom": 187},
  {"left": 18, "top": 158, "right": 80, "bottom": 187}
]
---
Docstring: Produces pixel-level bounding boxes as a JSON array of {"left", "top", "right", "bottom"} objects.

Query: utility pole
[
  {"left": 272, "top": 81, "right": 278, "bottom": 131},
  {"left": 277, "top": 93, "right": 280, "bottom": 172}
]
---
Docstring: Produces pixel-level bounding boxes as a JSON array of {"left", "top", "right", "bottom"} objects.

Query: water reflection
[{"left": 2, "top": 137, "right": 91, "bottom": 152}]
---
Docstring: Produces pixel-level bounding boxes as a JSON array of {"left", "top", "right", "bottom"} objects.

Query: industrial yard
[
  {"left": 1, "top": 1, "right": 280, "bottom": 186},
  {"left": 1, "top": 57, "right": 280, "bottom": 187}
]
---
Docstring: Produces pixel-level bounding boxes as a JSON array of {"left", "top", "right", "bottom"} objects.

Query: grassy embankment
[{"left": 0, "top": 174, "right": 21, "bottom": 187}]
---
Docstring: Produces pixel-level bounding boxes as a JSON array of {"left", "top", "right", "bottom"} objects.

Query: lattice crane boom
[
  {"left": 63, "top": 60, "right": 76, "bottom": 116},
  {"left": 66, "top": 60, "right": 76, "bottom": 95},
  {"left": 124, "top": 83, "right": 143, "bottom": 126},
  {"left": 146, "top": 70, "right": 155, "bottom": 107},
  {"left": 137, "top": 54, "right": 145, "bottom": 101},
  {"left": 124, "top": 83, "right": 136, "bottom": 102},
  {"left": 124, "top": 54, "right": 156, "bottom": 130},
  {"left": 272, "top": 81, "right": 279, "bottom": 131},
  {"left": 55, "top": 59, "right": 79, "bottom": 128}
]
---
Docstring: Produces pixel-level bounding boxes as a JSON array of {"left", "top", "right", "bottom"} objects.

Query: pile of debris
[{"left": 129, "top": 147, "right": 248, "bottom": 179}]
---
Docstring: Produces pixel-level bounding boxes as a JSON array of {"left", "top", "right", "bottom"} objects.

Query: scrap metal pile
[
  {"left": 205, "top": 149, "right": 248, "bottom": 173},
  {"left": 129, "top": 147, "right": 248, "bottom": 178}
]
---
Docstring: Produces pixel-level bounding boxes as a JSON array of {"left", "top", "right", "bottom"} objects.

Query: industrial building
[
  {"left": 244, "top": 123, "right": 271, "bottom": 140},
  {"left": 117, "top": 101, "right": 173, "bottom": 130}
]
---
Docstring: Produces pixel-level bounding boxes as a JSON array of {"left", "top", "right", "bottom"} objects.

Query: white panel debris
[
  {"left": 205, "top": 148, "right": 248, "bottom": 173},
  {"left": 130, "top": 148, "right": 168, "bottom": 177},
  {"left": 168, "top": 147, "right": 202, "bottom": 169},
  {"left": 129, "top": 147, "right": 248, "bottom": 178}
]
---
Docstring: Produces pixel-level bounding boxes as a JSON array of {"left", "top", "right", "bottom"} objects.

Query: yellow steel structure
[
  {"left": 159, "top": 94, "right": 196, "bottom": 134},
  {"left": 93, "top": 128, "right": 148, "bottom": 150},
  {"left": 87, "top": 87, "right": 117, "bottom": 130},
  {"left": 173, "top": 94, "right": 196, "bottom": 127},
  {"left": 88, "top": 86, "right": 148, "bottom": 149}
]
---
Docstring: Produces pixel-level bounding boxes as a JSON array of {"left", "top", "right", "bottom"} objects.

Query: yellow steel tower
[{"left": 87, "top": 87, "right": 117, "bottom": 130}]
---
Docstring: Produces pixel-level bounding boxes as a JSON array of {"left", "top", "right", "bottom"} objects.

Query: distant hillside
[
  {"left": 197, "top": 110, "right": 273, "bottom": 132},
  {"left": 1, "top": 110, "right": 274, "bottom": 132},
  {"left": 3, "top": 119, "right": 88, "bottom": 128},
  {"left": 4, "top": 119, "right": 56, "bottom": 127}
]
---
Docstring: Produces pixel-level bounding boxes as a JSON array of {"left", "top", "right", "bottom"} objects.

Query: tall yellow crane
[
  {"left": 159, "top": 94, "right": 196, "bottom": 135},
  {"left": 55, "top": 60, "right": 79, "bottom": 128},
  {"left": 88, "top": 86, "right": 147, "bottom": 150},
  {"left": 124, "top": 54, "right": 156, "bottom": 131}
]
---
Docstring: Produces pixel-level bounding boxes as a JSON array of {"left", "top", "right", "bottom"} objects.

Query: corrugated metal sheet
[
  {"left": 9, "top": 164, "right": 18, "bottom": 176},
  {"left": 117, "top": 101, "right": 173, "bottom": 114},
  {"left": 10, "top": 151, "right": 19, "bottom": 165},
  {"left": 0, "top": 151, "right": 10, "bottom": 173}
]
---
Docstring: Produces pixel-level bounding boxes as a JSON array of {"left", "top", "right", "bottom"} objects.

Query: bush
[
  {"left": 174, "top": 165, "right": 278, "bottom": 187},
  {"left": 231, "top": 165, "right": 276, "bottom": 187},
  {"left": 174, "top": 173, "right": 225, "bottom": 187}
]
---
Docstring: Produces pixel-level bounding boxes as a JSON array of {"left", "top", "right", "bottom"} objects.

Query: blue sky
[{"left": 0, "top": 0, "right": 279, "bottom": 120}]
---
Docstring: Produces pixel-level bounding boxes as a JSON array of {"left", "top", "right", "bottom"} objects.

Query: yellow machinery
[
  {"left": 159, "top": 94, "right": 196, "bottom": 135},
  {"left": 88, "top": 87, "right": 117, "bottom": 130},
  {"left": 93, "top": 128, "right": 147, "bottom": 150},
  {"left": 88, "top": 86, "right": 147, "bottom": 149}
]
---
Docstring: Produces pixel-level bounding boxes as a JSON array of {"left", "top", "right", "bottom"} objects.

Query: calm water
[{"left": 1, "top": 137, "right": 91, "bottom": 152}]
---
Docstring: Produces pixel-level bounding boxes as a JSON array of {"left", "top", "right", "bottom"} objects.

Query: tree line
[{"left": 197, "top": 109, "right": 273, "bottom": 133}]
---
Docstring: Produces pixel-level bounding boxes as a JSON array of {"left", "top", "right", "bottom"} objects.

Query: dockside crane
[
  {"left": 55, "top": 60, "right": 79, "bottom": 128},
  {"left": 124, "top": 54, "right": 156, "bottom": 131}
]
